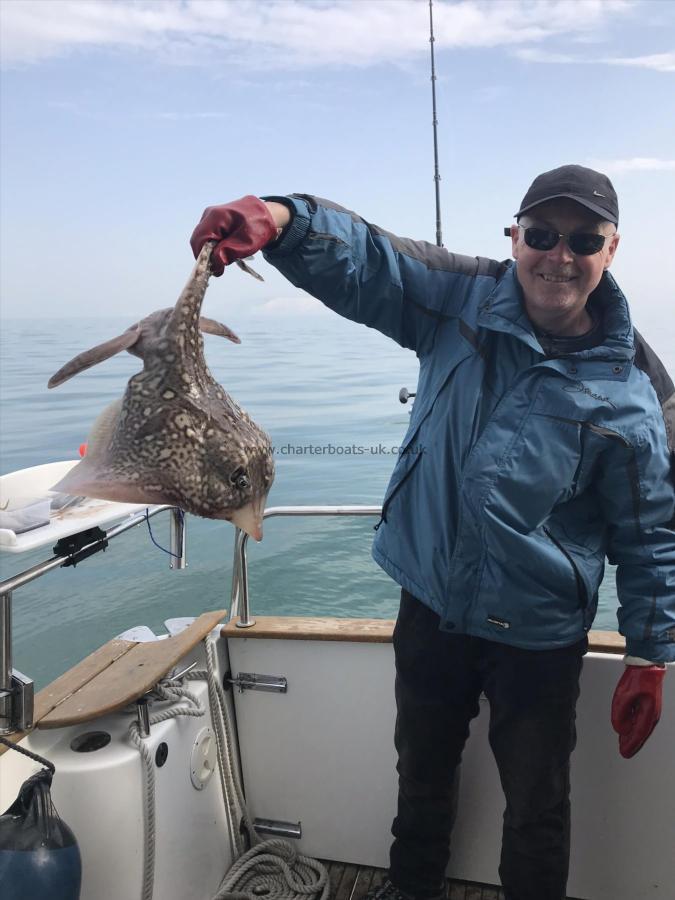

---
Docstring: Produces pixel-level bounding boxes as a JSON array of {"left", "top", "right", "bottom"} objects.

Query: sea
[{"left": 0, "top": 312, "right": 667, "bottom": 689}]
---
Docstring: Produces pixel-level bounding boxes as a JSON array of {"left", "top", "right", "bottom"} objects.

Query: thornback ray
[{"left": 47, "top": 242, "right": 274, "bottom": 540}]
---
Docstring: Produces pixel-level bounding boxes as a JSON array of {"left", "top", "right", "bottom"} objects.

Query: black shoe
[{"left": 364, "top": 878, "right": 445, "bottom": 900}]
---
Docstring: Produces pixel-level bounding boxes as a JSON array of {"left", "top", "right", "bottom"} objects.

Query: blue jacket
[{"left": 264, "top": 194, "right": 675, "bottom": 663}]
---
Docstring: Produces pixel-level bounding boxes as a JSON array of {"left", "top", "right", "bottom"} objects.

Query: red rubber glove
[
  {"left": 190, "top": 196, "right": 278, "bottom": 276},
  {"left": 611, "top": 664, "right": 666, "bottom": 758}
]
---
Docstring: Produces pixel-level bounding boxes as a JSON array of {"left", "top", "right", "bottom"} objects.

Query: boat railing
[
  {"left": 229, "top": 505, "right": 382, "bottom": 628},
  {"left": 0, "top": 505, "right": 185, "bottom": 735},
  {"left": 1, "top": 503, "right": 383, "bottom": 733}
]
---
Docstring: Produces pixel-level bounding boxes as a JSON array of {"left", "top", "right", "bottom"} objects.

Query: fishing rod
[
  {"left": 400, "top": 1, "right": 443, "bottom": 409},
  {"left": 429, "top": 0, "right": 443, "bottom": 247}
]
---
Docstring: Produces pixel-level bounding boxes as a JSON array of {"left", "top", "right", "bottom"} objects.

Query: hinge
[
  {"left": 228, "top": 672, "right": 288, "bottom": 694},
  {"left": 0, "top": 669, "right": 34, "bottom": 732}
]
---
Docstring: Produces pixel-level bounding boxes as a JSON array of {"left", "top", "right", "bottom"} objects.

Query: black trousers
[{"left": 390, "top": 590, "right": 586, "bottom": 900}]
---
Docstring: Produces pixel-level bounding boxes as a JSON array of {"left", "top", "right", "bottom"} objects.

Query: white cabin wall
[{"left": 227, "top": 637, "right": 675, "bottom": 900}]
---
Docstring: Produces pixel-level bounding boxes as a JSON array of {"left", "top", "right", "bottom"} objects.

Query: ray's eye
[{"left": 230, "top": 467, "right": 250, "bottom": 490}]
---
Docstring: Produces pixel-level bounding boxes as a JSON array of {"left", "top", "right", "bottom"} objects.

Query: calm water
[{"left": 0, "top": 313, "right": 640, "bottom": 688}]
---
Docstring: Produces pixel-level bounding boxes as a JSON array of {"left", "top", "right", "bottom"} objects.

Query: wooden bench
[
  {"left": 222, "top": 616, "right": 627, "bottom": 655},
  {"left": 0, "top": 609, "right": 225, "bottom": 757}
]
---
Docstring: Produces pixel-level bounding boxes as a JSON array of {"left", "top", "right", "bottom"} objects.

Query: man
[{"left": 191, "top": 165, "right": 675, "bottom": 900}]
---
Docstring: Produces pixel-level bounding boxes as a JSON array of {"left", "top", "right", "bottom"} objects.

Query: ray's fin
[
  {"left": 48, "top": 328, "right": 140, "bottom": 388},
  {"left": 50, "top": 398, "right": 124, "bottom": 494},
  {"left": 199, "top": 317, "right": 241, "bottom": 343}
]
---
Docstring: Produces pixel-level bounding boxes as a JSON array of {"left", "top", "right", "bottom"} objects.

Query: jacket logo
[
  {"left": 563, "top": 381, "right": 617, "bottom": 409},
  {"left": 487, "top": 615, "right": 511, "bottom": 629}
]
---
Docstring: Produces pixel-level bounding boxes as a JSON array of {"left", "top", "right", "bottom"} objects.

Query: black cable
[
  {"left": 144, "top": 507, "right": 184, "bottom": 558},
  {"left": 0, "top": 734, "right": 55, "bottom": 773}
]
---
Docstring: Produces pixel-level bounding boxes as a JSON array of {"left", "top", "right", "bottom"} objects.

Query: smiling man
[
  {"left": 191, "top": 165, "right": 675, "bottom": 900},
  {"left": 509, "top": 168, "right": 620, "bottom": 339}
]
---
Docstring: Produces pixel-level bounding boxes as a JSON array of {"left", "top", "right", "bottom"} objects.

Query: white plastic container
[
  {"left": 0, "top": 461, "right": 151, "bottom": 553},
  {"left": 0, "top": 497, "right": 51, "bottom": 533}
]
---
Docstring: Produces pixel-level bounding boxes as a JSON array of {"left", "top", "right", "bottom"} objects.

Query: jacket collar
[{"left": 476, "top": 262, "right": 635, "bottom": 365}]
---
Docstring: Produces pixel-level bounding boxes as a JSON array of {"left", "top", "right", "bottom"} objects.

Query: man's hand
[
  {"left": 611, "top": 661, "right": 666, "bottom": 758},
  {"left": 190, "top": 196, "right": 279, "bottom": 276}
]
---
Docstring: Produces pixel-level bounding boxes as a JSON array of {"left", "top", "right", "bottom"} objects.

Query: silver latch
[
  {"left": 229, "top": 672, "right": 287, "bottom": 694},
  {"left": 253, "top": 818, "right": 301, "bottom": 839}
]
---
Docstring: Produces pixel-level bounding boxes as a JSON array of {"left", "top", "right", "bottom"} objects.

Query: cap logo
[{"left": 593, "top": 190, "right": 606, "bottom": 198}]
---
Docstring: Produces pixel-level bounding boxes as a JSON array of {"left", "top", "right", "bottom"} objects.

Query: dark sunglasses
[{"left": 503, "top": 225, "right": 614, "bottom": 256}]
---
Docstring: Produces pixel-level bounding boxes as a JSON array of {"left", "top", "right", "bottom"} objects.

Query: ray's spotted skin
[{"left": 48, "top": 243, "right": 274, "bottom": 541}]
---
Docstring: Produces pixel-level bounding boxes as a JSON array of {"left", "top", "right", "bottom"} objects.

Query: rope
[
  {"left": 196, "top": 641, "right": 330, "bottom": 900},
  {"left": 213, "top": 839, "right": 330, "bottom": 899},
  {"left": 128, "top": 678, "right": 205, "bottom": 900},
  {"left": 128, "top": 723, "right": 157, "bottom": 900},
  {"left": 187, "top": 663, "right": 240, "bottom": 859},
  {"left": 0, "top": 734, "right": 55, "bottom": 773},
  {"left": 189, "top": 641, "right": 250, "bottom": 859},
  {"left": 130, "top": 639, "right": 330, "bottom": 900}
]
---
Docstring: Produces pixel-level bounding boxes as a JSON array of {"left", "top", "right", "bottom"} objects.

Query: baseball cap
[{"left": 515, "top": 164, "right": 619, "bottom": 225}]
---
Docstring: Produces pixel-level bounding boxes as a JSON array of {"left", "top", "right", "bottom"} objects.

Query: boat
[
  {"left": 2, "top": 4, "right": 673, "bottom": 895},
  {"left": 1, "top": 460, "right": 673, "bottom": 900}
]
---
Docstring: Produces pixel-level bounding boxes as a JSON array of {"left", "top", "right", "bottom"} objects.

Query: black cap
[{"left": 515, "top": 164, "right": 619, "bottom": 225}]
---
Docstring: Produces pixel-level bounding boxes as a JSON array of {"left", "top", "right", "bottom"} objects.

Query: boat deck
[
  {"left": 325, "top": 862, "right": 585, "bottom": 899},
  {"left": 326, "top": 862, "right": 502, "bottom": 899}
]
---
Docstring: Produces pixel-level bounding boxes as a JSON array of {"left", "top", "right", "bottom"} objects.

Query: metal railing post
[
  {"left": 0, "top": 591, "right": 13, "bottom": 733},
  {"left": 229, "top": 505, "right": 382, "bottom": 628},
  {"left": 233, "top": 528, "right": 253, "bottom": 628},
  {"left": 169, "top": 508, "right": 187, "bottom": 570}
]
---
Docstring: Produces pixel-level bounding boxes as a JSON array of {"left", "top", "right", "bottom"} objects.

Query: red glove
[
  {"left": 190, "top": 196, "right": 278, "bottom": 276},
  {"left": 611, "top": 664, "right": 666, "bottom": 758}
]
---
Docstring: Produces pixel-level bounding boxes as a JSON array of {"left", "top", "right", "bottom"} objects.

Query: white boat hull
[{"left": 2, "top": 626, "right": 673, "bottom": 899}]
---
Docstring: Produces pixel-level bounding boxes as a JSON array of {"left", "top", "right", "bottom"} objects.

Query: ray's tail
[{"left": 167, "top": 240, "right": 216, "bottom": 333}]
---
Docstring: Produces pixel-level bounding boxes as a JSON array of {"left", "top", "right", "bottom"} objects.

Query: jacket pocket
[{"left": 543, "top": 526, "right": 589, "bottom": 611}]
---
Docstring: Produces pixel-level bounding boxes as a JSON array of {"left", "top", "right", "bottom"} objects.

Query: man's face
[{"left": 510, "top": 198, "right": 620, "bottom": 330}]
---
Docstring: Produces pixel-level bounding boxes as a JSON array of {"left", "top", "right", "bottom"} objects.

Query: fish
[{"left": 47, "top": 242, "right": 274, "bottom": 541}]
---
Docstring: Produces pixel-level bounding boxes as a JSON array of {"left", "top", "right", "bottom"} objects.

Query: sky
[{"left": 1, "top": 0, "right": 674, "bottom": 359}]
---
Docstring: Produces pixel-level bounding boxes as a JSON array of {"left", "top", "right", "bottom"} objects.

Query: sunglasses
[{"left": 503, "top": 225, "right": 614, "bottom": 256}]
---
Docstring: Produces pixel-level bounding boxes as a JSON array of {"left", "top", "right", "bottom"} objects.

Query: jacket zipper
[
  {"left": 374, "top": 451, "right": 424, "bottom": 529},
  {"left": 545, "top": 415, "right": 633, "bottom": 449},
  {"left": 543, "top": 527, "right": 588, "bottom": 610}
]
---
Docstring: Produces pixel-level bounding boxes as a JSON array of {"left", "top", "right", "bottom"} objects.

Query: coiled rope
[
  {"left": 130, "top": 635, "right": 329, "bottom": 900},
  {"left": 213, "top": 838, "right": 330, "bottom": 899}
]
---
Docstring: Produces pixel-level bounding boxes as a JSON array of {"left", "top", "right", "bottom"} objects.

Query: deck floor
[
  {"left": 324, "top": 862, "right": 585, "bottom": 899},
  {"left": 324, "top": 862, "right": 504, "bottom": 899}
]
